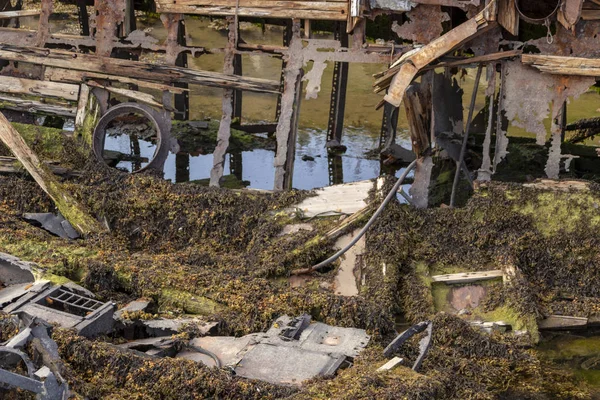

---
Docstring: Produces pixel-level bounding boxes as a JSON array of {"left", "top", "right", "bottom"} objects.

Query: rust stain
[{"left": 392, "top": 5, "right": 449, "bottom": 45}]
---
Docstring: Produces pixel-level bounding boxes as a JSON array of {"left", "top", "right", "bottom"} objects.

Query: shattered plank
[
  {"left": 86, "top": 80, "right": 168, "bottom": 110},
  {"left": 0, "top": 95, "right": 76, "bottom": 117},
  {"left": 522, "top": 54, "right": 600, "bottom": 76},
  {"left": 0, "top": 113, "right": 103, "bottom": 235},
  {"left": 431, "top": 270, "right": 504, "bottom": 284},
  {"left": 422, "top": 50, "right": 521, "bottom": 71},
  {"left": 0, "top": 76, "right": 79, "bottom": 101},
  {"left": 74, "top": 84, "right": 90, "bottom": 132},
  {"left": 381, "top": 3, "right": 497, "bottom": 106},
  {"left": 0, "top": 45, "right": 280, "bottom": 94}
]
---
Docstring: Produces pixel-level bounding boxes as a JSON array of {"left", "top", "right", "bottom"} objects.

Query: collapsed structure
[{"left": 1, "top": 0, "right": 600, "bottom": 398}]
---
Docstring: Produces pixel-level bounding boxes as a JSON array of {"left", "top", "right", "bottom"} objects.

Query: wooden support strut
[
  {"left": 273, "top": 20, "right": 304, "bottom": 191},
  {"left": 0, "top": 113, "right": 103, "bottom": 235},
  {"left": 210, "top": 17, "right": 236, "bottom": 187}
]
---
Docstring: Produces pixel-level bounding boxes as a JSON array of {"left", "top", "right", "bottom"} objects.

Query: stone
[{"left": 0, "top": 252, "right": 35, "bottom": 286}]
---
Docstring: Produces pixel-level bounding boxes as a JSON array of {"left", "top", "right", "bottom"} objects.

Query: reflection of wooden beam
[
  {"left": 380, "top": 2, "right": 497, "bottom": 106},
  {"left": 0, "top": 113, "right": 103, "bottom": 235}
]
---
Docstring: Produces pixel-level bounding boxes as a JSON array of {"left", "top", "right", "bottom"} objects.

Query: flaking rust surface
[
  {"left": 528, "top": 21, "right": 600, "bottom": 58},
  {"left": 392, "top": 5, "right": 449, "bottom": 44},
  {"left": 503, "top": 61, "right": 593, "bottom": 148}
]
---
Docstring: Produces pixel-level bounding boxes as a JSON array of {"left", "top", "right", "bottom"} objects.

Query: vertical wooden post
[
  {"left": 273, "top": 20, "right": 303, "bottom": 191},
  {"left": 210, "top": 17, "right": 236, "bottom": 187},
  {"left": 0, "top": 113, "right": 103, "bottom": 235},
  {"left": 36, "top": 0, "right": 53, "bottom": 47}
]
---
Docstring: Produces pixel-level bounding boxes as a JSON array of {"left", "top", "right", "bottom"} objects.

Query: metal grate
[{"left": 48, "top": 288, "right": 104, "bottom": 313}]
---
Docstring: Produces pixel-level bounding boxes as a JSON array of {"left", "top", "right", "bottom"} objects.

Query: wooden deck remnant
[
  {"left": 431, "top": 270, "right": 504, "bottom": 284},
  {"left": 291, "top": 180, "right": 373, "bottom": 217}
]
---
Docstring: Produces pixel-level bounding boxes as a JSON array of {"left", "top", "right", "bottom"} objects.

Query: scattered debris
[
  {"left": 23, "top": 212, "right": 80, "bottom": 240},
  {"left": 383, "top": 321, "right": 433, "bottom": 372}
]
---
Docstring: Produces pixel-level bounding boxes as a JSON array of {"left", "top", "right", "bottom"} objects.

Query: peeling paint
[
  {"left": 392, "top": 6, "right": 449, "bottom": 44},
  {"left": 303, "top": 61, "right": 328, "bottom": 100}
]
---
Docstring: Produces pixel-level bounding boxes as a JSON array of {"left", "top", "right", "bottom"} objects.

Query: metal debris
[
  {"left": 23, "top": 213, "right": 80, "bottom": 240},
  {"left": 383, "top": 321, "right": 433, "bottom": 372}
]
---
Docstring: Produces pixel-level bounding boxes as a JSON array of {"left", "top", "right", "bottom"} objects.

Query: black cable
[{"left": 294, "top": 159, "right": 418, "bottom": 275}]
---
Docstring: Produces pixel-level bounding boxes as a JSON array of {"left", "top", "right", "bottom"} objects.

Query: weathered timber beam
[
  {"left": 86, "top": 80, "right": 168, "bottom": 110},
  {"left": 0, "top": 10, "right": 41, "bottom": 19},
  {"left": 155, "top": 3, "right": 347, "bottom": 21},
  {"left": 431, "top": 270, "right": 504, "bottom": 284},
  {"left": 0, "top": 114, "right": 103, "bottom": 235},
  {"left": 0, "top": 95, "right": 76, "bottom": 117},
  {"left": 382, "top": 2, "right": 497, "bottom": 107},
  {"left": 0, "top": 45, "right": 280, "bottom": 94},
  {"left": 422, "top": 50, "right": 521, "bottom": 71},
  {"left": 43, "top": 67, "right": 188, "bottom": 94},
  {"left": 0, "top": 75, "right": 79, "bottom": 101},
  {"left": 522, "top": 54, "right": 600, "bottom": 77}
]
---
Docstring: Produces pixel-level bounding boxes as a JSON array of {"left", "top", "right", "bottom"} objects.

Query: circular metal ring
[
  {"left": 515, "top": 0, "right": 561, "bottom": 25},
  {"left": 92, "top": 103, "right": 169, "bottom": 173}
]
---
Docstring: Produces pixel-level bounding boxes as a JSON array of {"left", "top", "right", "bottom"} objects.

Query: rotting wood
[
  {"left": 210, "top": 17, "right": 236, "bottom": 188},
  {"left": 477, "top": 62, "right": 496, "bottom": 181},
  {"left": 430, "top": 270, "right": 504, "bottom": 284},
  {"left": 0, "top": 95, "right": 76, "bottom": 117},
  {"left": 86, "top": 80, "right": 169, "bottom": 110},
  {"left": 0, "top": 76, "right": 79, "bottom": 101},
  {"left": 44, "top": 68, "right": 188, "bottom": 95},
  {"left": 497, "top": 0, "right": 518, "bottom": 36},
  {"left": 0, "top": 113, "right": 103, "bottom": 235},
  {"left": 155, "top": 0, "right": 348, "bottom": 21},
  {"left": 75, "top": 83, "right": 90, "bottom": 132},
  {"left": 35, "top": 0, "right": 53, "bottom": 48},
  {"left": 0, "top": 10, "right": 41, "bottom": 19},
  {"left": 0, "top": 45, "right": 280, "bottom": 94},
  {"left": 273, "top": 20, "right": 304, "bottom": 191},
  {"left": 421, "top": 50, "right": 521, "bottom": 71},
  {"left": 522, "top": 54, "right": 600, "bottom": 77},
  {"left": 380, "top": 2, "right": 497, "bottom": 106},
  {"left": 538, "top": 315, "right": 588, "bottom": 330}
]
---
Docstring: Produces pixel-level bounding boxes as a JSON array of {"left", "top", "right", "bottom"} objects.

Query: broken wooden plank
[
  {"left": 0, "top": 45, "right": 280, "bottom": 94},
  {"left": 0, "top": 10, "right": 41, "bottom": 19},
  {"left": 382, "top": 4, "right": 497, "bottom": 106},
  {"left": 498, "top": 0, "right": 518, "bottom": 35},
  {"left": 538, "top": 315, "right": 588, "bottom": 330},
  {"left": 422, "top": 50, "right": 521, "bottom": 71},
  {"left": 0, "top": 113, "right": 103, "bottom": 235},
  {"left": 291, "top": 180, "right": 373, "bottom": 217},
  {"left": 44, "top": 67, "right": 188, "bottom": 95},
  {"left": 74, "top": 84, "right": 90, "bottom": 132},
  {"left": 155, "top": 0, "right": 348, "bottom": 20},
  {"left": 0, "top": 95, "right": 76, "bottom": 117},
  {"left": 86, "top": 80, "right": 168, "bottom": 110},
  {"left": 581, "top": 9, "right": 600, "bottom": 19},
  {"left": 431, "top": 270, "right": 504, "bottom": 284},
  {"left": 522, "top": 54, "right": 600, "bottom": 77},
  {"left": 0, "top": 75, "right": 79, "bottom": 101}
]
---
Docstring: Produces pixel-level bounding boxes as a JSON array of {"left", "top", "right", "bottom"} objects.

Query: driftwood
[{"left": 0, "top": 113, "right": 103, "bottom": 235}]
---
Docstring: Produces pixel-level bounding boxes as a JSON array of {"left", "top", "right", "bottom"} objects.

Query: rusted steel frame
[
  {"left": 326, "top": 21, "right": 349, "bottom": 148},
  {"left": 94, "top": 0, "right": 127, "bottom": 57},
  {"left": 450, "top": 63, "right": 482, "bottom": 208},
  {"left": 274, "top": 20, "right": 303, "bottom": 191},
  {"left": 162, "top": 13, "right": 190, "bottom": 120},
  {"left": 383, "top": 3, "right": 497, "bottom": 107},
  {"left": 210, "top": 17, "right": 236, "bottom": 187},
  {"left": 0, "top": 45, "right": 280, "bottom": 93}
]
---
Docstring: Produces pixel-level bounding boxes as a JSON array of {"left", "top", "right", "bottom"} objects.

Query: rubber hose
[
  {"left": 298, "top": 158, "right": 418, "bottom": 275},
  {"left": 189, "top": 344, "right": 222, "bottom": 368}
]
